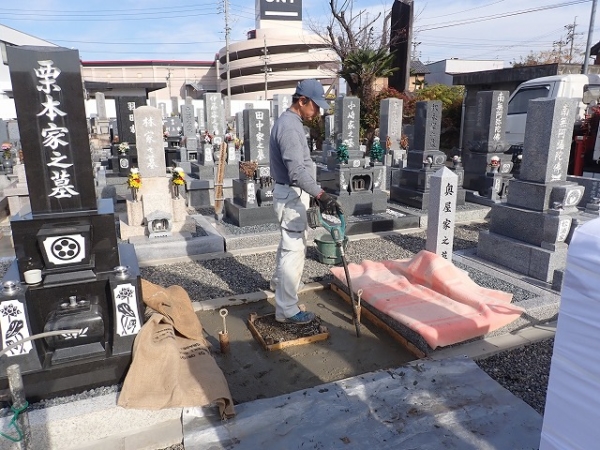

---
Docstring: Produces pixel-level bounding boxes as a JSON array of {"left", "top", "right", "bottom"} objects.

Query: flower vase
[
  {"left": 174, "top": 185, "right": 180, "bottom": 199},
  {"left": 130, "top": 187, "right": 138, "bottom": 202},
  {"left": 2, "top": 157, "right": 13, "bottom": 173}
]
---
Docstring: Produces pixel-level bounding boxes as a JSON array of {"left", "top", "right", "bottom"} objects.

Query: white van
[{"left": 504, "top": 73, "right": 600, "bottom": 146}]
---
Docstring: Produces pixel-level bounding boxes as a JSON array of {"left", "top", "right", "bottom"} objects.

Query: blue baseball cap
[{"left": 295, "top": 79, "right": 330, "bottom": 111}]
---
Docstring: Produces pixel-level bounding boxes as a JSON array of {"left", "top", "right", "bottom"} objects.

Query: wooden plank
[
  {"left": 247, "top": 313, "right": 330, "bottom": 352},
  {"left": 330, "top": 283, "right": 426, "bottom": 359}
]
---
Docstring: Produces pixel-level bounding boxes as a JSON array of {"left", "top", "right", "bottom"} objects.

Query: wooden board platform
[
  {"left": 330, "top": 283, "right": 426, "bottom": 359},
  {"left": 247, "top": 312, "right": 330, "bottom": 351}
]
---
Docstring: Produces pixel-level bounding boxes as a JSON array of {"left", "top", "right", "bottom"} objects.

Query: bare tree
[{"left": 308, "top": 1, "right": 397, "bottom": 142}]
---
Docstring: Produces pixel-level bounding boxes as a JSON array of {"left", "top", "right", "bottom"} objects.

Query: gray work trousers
[{"left": 271, "top": 183, "right": 310, "bottom": 320}]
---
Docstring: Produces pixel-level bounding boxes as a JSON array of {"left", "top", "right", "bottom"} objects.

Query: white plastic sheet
[{"left": 540, "top": 217, "right": 600, "bottom": 449}]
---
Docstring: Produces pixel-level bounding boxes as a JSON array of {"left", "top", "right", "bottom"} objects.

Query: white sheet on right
[{"left": 540, "top": 217, "right": 600, "bottom": 449}]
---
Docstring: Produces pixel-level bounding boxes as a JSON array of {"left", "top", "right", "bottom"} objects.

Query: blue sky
[{"left": 0, "top": 0, "right": 596, "bottom": 66}]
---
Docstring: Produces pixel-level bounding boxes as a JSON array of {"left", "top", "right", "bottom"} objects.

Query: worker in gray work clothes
[{"left": 269, "top": 79, "right": 341, "bottom": 325}]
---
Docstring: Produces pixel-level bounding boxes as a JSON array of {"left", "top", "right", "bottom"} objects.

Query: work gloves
[{"left": 317, "top": 192, "right": 342, "bottom": 216}]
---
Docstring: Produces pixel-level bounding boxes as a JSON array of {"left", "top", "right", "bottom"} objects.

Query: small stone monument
[
  {"left": 478, "top": 97, "right": 583, "bottom": 283},
  {"left": 425, "top": 167, "right": 458, "bottom": 261},
  {"left": 380, "top": 98, "right": 405, "bottom": 190}
]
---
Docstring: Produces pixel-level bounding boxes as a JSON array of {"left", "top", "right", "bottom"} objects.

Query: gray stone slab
[
  {"left": 183, "top": 358, "right": 542, "bottom": 450},
  {"left": 468, "top": 90, "right": 509, "bottom": 153},
  {"left": 95, "top": 92, "right": 107, "bottom": 120},
  {"left": 204, "top": 93, "right": 225, "bottom": 138},
  {"left": 426, "top": 167, "right": 458, "bottom": 260},
  {"left": 242, "top": 109, "right": 270, "bottom": 164},
  {"left": 181, "top": 104, "right": 196, "bottom": 138},
  {"left": 130, "top": 215, "right": 224, "bottom": 262},
  {"left": 489, "top": 203, "right": 545, "bottom": 246},
  {"left": 272, "top": 94, "right": 292, "bottom": 118},
  {"left": 379, "top": 98, "right": 403, "bottom": 151},
  {"left": 477, "top": 229, "right": 567, "bottom": 283},
  {"left": 520, "top": 97, "right": 578, "bottom": 184},
  {"left": 413, "top": 100, "right": 442, "bottom": 152},
  {"left": 334, "top": 96, "right": 360, "bottom": 151},
  {"left": 0, "top": 120, "right": 8, "bottom": 144},
  {"left": 224, "top": 200, "right": 278, "bottom": 227},
  {"left": 334, "top": 190, "right": 388, "bottom": 215},
  {"left": 566, "top": 175, "right": 600, "bottom": 206},
  {"left": 506, "top": 180, "right": 563, "bottom": 211},
  {"left": 134, "top": 106, "right": 166, "bottom": 178}
]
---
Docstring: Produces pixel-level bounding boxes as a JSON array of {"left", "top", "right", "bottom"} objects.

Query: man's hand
[{"left": 317, "top": 192, "right": 342, "bottom": 216}]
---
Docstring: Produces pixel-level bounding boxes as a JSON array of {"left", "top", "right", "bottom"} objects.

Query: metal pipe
[
  {"left": 583, "top": 0, "right": 598, "bottom": 74},
  {"left": 0, "top": 329, "right": 85, "bottom": 359}
]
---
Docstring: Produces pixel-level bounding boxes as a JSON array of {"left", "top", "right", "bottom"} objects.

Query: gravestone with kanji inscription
[
  {"left": 319, "top": 95, "right": 387, "bottom": 215},
  {"left": 224, "top": 108, "right": 277, "bottom": 227},
  {"left": 390, "top": 100, "right": 465, "bottom": 209},
  {"left": 1, "top": 45, "right": 145, "bottom": 400},
  {"left": 120, "top": 106, "right": 194, "bottom": 241},
  {"left": 462, "top": 91, "right": 512, "bottom": 205},
  {"left": 425, "top": 167, "right": 458, "bottom": 261},
  {"left": 478, "top": 97, "right": 583, "bottom": 283}
]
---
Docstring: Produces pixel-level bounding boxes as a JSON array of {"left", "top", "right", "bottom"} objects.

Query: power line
[{"left": 418, "top": 0, "right": 591, "bottom": 31}]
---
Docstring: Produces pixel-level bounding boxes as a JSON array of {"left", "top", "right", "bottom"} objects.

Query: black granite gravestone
[
  {"left": 115, "top": 96, "right": 145, "bottom": 174},
  {"left": 1, "top": 46, "right": 145, "bottom": 400},
  {"left": 225, "top": 108, "right": 276, "bottom": 226},
  {"left": 390, "top": 101, "right": 466, "bottom": 209}
]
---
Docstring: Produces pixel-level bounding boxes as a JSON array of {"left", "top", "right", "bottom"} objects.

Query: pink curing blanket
[{"left": 330, "top": 250, "right": 524, "bottom": 349}]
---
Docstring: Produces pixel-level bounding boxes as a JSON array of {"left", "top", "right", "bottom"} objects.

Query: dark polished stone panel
[{"left": 7, "top": 46, "right": 97, "bottom": 216}]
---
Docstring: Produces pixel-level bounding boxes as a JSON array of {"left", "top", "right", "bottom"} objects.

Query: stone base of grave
[
  {"left": 334, "top": 190, "right": 389, "bottom": 215},
  {"left": 126, "top": 198, "right": 144, "bottom": 226},
  {"left": 129, "top": 232, "right": 225, "bottom": 263},
  {"left": 172, "top": 196, "right": 187, "bottom": 221},
  {"left": 186, "top": 178, "right": 213, "bottom": 208},
  {"left": 185, "top": 178, "right": 233, "bottom": 209},
  {"left": 462, "top": 151, "right": 512, "bottom": 191},
  {"left": 389, "top": 185, "right": 466, "bottom": 210},
  {"left": 191, "top": 163, "right": 216, "bottom": 180},
  {"left": 343, "top": 212, "right": 420, "bottom": 234},
  {"left": 118, "top": 216, "right": 196, "bottom": 240},
  {"left": 224, "top": 199, "right": 278, "bottom": 227},
  {"left": 477, "top": 229, "right": 568, "bottom": 283},
  {"left": 465, "top": 190, "right": 508, "bottom": 207}
]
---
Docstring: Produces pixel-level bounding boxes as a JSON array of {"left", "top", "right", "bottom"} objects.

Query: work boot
[{"left": 276, "top": 311, "right": 316, "bottom": 325}]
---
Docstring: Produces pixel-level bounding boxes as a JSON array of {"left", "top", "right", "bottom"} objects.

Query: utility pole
[
  {"left": 553, "top": 37, "right": 567, "bottom": 63},
  {"left": 261, "top": 36, "right": 271, "bottom": 100},
  {"left": 411, "top": 41, "right": 421, "bottom": 61},
  {"left": 224, "top": 0, "right": 232, "bottom": 119},
  {"left": 566, "top": 18, "right": 577, "bottom": 63},
  {"left": 166, "top": 67, "right": 172, "bottom": 99},
  {"left": 583, "top": 0, "right": 598, "bottom": 74}
]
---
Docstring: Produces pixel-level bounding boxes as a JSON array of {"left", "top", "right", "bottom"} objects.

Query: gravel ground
[
  {"left": 142, "top": 220, "right": 554, "bottom": 418},
  {"left": 0, "top": 220, "right": 555, "bottom": 449}
]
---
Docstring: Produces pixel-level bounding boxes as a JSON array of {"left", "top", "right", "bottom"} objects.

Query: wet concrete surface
[{"left": 197, "top": 289, "right": 416, "bottom": 405}]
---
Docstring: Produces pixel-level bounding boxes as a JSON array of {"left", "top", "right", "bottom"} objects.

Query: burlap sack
[{"left": 118, "top": 279, "right": 235, "bottom": 418}]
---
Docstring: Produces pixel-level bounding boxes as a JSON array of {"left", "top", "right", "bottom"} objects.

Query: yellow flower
[
  {"left": 127, "top": 168, "right": 142, "bottom": 189},
  {"left": 171, "top": 167, "right": 185, "bottom": 186}
]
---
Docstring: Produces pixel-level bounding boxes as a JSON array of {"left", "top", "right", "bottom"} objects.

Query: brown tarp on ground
[{"left": 118, "top": 279, "right": 235, "bottom": 419}]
